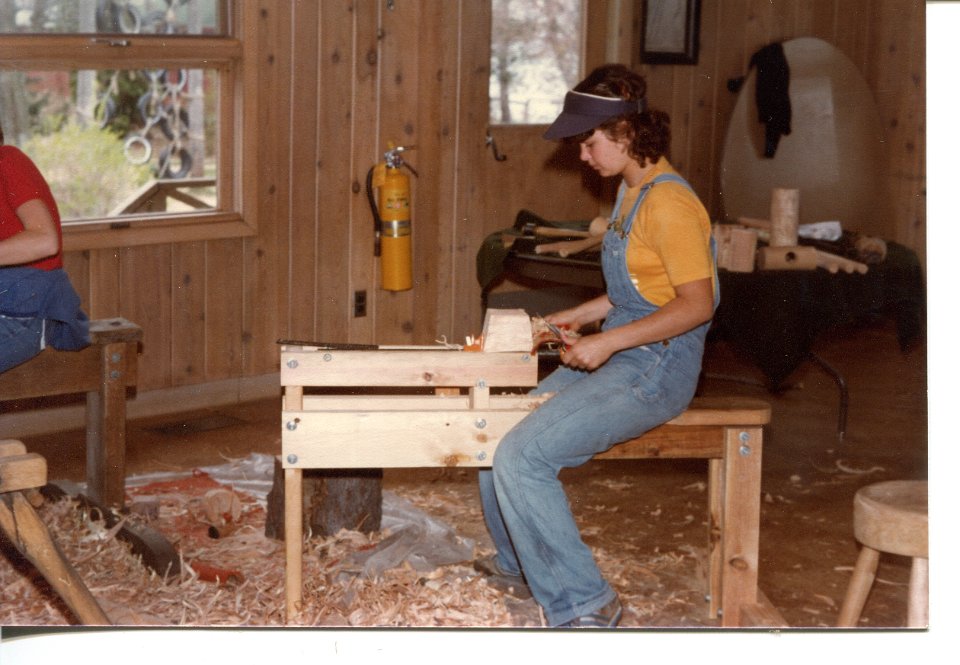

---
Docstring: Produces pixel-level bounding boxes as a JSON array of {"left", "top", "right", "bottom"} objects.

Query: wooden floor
[{"left": 11, "top": 317, "right": 929, "bottom": 629}]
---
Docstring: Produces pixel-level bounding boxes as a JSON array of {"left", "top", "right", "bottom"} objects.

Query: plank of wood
[
  {"left": 481, "top": 308, "right": 533, "bottom": 352},
  {"left": 282, "top": 408, "right": 532, "bottom": 468},
  {"left": 0, "top": 331, "right": 140, "bottom": 401},
  {"left": 0, "top": 453, "right": 47, "bottom": 493},
  {"left": 668, "top": 397, "right": 771, "bottom": 426},
  {"left": 280, "top": 349, "right": 538, "bottom": 388}
]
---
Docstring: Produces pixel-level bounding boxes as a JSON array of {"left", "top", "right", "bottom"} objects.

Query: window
[
  {"left": 0, "top": 0, "right": 253, "bottom": 248},
  {"left": 489, "top": 0, "right": 584, "bottom": 125}
]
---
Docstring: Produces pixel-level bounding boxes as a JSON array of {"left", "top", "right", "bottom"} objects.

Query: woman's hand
[{"left": 558, "top": 331, "right": 615, "bottom": 370}]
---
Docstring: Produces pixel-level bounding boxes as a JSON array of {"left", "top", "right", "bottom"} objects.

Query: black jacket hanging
[{"left": 728, "top": 42, "right": 792, "bottom": 158}]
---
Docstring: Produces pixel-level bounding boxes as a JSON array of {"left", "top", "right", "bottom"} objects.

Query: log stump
[{"left": 265, "top": 457, "right": 382, "bottom": 540}]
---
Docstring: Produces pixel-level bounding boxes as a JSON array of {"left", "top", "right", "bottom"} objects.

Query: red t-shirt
[{"left": 0, "top": 145, "right": 63, "bottom": 270}]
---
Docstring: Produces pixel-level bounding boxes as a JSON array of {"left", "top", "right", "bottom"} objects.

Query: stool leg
[
  {"left": 0, "top": 492, "right": 111, "bottom": 624},
  {"left": 837, "top": 545, "right": 880, "bottom": 627},
  {"left": 907, "top": 556, "right": 929, "bottom": 628}
]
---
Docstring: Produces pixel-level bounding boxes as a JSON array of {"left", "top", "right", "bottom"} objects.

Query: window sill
[{"left": 63, "top": 212, "right": 256, "bottom": 251}]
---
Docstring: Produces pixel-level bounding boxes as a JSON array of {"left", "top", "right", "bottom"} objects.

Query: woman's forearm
[{"left": 0, "top": 199, "right": 59, "bottom": 266}]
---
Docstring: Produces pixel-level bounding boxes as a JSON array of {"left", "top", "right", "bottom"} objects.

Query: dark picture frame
[{"left": 640, "top": 0, "right": 701, "bottom": 65}]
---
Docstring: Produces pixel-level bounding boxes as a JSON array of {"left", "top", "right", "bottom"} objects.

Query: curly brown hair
[{"left": 570, "top": 64, "right": 670, "bottom": 166}]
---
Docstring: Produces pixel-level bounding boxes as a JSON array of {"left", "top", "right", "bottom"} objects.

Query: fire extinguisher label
[{"left": 382, "top": 220, "right": 411, "bottom": 237}]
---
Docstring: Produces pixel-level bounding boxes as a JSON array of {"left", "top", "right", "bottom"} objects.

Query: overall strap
[{"left": 645, "top": 173, "right": 720, "bottom": 308}]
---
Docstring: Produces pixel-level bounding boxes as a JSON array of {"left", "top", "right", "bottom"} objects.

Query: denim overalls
[{"left": 478, "top": 173, "right": 718, "bottom": 626}]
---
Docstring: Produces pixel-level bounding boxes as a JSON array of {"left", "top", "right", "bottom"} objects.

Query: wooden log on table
[{"left": 769, "top": 187, "right": 800, "bottom": 246}]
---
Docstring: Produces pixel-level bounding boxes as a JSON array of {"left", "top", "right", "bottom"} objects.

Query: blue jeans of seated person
[
  {"left": 478, "top": 173, "right": 716, "bottom": 626},
  {"left": 0, "top": 314, "right": 45, "bottom": 373}
]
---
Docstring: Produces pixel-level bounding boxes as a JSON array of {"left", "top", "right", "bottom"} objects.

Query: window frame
[{"left": 0, "top": 2, "right": 258, "bottom": 251}]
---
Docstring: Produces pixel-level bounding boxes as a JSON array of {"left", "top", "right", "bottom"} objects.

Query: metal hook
[{"left": 486, "top": 131, "right": 508, "bottom": 162}]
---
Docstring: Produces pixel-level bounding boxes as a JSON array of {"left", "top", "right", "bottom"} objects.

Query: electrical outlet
[{"left": 354, "top": 290, "right": 367, "bottom": 317}]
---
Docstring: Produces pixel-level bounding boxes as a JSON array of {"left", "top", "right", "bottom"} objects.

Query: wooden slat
[
  {"left": 288, "top": 0, "right": 322, "bottom": 342},
  {"left": 301, "top": 393, "right": 548, "bottom": 412},
  {"left": 204, "top": 237, "right": 245, "bottom": 378},
  {"left": 0, "top": 342, "right": 138, "bottom": 401},
  {"left": 0, "top": 346, "right": 100, "bottom": 400},
  {"left": 316, "top": 0, "right": 356, "bottom": 345},
  {"left": 667, "top": 397, "right": 771, "bottom": 426},
  {"left": 171, "top": 240, "right": 207, "bottom": 385},
  {"left": 280, "top": 349, "right": 537, "bottom": 387},
  {"left": 348, "top": 1, "right": 380, "bottom": 346},
  {"left": 594, "top": 425, "right": 724, "bottom": 460},
  {"left": 121, "top": 244, "right": 171, "bottom": 391},
  {"left": 283, "top": 408, "right": 529, "bottom": 469}
]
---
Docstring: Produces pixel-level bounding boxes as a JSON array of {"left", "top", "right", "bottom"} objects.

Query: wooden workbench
[{"left": 279, "top": 343, "right": 779, "bottom": 627}]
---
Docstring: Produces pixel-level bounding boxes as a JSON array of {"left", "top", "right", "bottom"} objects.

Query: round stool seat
[{"left": 853, "top": 480, "right": 927, "bottom": 558}]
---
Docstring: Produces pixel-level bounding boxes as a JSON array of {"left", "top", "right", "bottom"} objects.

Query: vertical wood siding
[{"left": 58, "top": 0, "right": 924, "bottom": 397}]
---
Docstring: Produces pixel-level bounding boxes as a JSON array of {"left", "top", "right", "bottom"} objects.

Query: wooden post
[{"left": 720, "top": 426, "right": 763, "bottom": 627}]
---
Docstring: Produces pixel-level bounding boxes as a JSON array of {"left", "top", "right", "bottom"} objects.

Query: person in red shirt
[{"left": 1, "top": 121, "right": 88, "bottom": 373}]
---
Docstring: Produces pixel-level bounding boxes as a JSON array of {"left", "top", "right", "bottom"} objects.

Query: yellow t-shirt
[{"left": 614, "top": 159, "right": 715, "bottom": 306}]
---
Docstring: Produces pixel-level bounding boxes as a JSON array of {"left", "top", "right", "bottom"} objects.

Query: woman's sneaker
[
  {"left": 558, "top": 596, "right": 622, "bottom": 628},
  {"left": 472, "top": 554, "right": 532, "bottom": 599}
]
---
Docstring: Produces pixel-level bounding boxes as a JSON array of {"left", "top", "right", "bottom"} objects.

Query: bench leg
[
  {"left": 0, "top": 491, "right": 111, "bottom": 625},
  {"left": 285, "top": 467, "right": 304, "bottom": 622},
  {"left": 86, "top": 340, "right": 129, "bottom": 508},
  {"left": 707, "top": 458, "right": 723, "bottom": 618},
  {"left": 719, "top": 426, "right": 763, "bottom": 627}
]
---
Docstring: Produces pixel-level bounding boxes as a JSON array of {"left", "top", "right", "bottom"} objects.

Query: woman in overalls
[{"left": 475, "top": 64, "right": 719, "bottom": 627}]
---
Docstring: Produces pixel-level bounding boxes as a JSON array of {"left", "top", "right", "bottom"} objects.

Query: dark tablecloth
[{"left": 478, "top": 213, "right": 925, "bottom": 388}]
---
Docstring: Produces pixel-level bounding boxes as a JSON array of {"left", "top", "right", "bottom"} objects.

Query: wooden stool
[
  {"left": 837, "top": 480, "right": 928, "bottom": 628},
  {"left": 0, "top": 439, "right": 111, "bottom": 624}
]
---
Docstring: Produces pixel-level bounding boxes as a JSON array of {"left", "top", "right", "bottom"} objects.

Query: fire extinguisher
[{"left": 366, "top": 144, "right": 417, "bottom": 291}]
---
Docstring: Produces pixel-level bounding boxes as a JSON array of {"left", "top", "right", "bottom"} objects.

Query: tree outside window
[{"left": 489, "top": 0, "right": 583, "bottom": 125}]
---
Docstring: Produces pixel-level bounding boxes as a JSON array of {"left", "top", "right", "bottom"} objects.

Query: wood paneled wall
[{"left": 52, "top": 0, "right": 924, "bottom": 408}]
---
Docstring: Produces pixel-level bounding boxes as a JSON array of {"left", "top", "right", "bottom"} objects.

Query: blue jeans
[
  {"left": 479, "top": 339, "right": 701, "bottom": 626},
  {"left": 0, "top": 314, "right": 45, "bottom": 373}
]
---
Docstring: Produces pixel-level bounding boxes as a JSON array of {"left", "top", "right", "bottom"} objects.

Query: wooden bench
[
  {"left": 279, "top": 344, "right": 780, "bottom": 627},
  {"left": 0, "top": 318, "right": 142, "bottom": 508},
  {"left": 0, "top": 439, "right": 111, "bottom": 624}
]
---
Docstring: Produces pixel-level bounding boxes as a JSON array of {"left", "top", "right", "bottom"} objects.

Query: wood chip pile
[{"left": 1, "top": 462, "right": 717, "bottom": 628}]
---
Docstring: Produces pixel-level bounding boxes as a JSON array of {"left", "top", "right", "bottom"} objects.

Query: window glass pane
[
  {"left": 489, "top": 0, "right": 583, "bottom": 125},
  {"left": 1, "top": 67, "right": 218, "bottom": 221},
  {"left": 0, "top": 0, "right": 224, "bottom": 36}
]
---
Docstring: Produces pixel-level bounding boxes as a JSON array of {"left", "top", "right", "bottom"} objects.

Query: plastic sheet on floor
[{"left": 341, "top": 491, "right": 476, "bottom": 579}]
